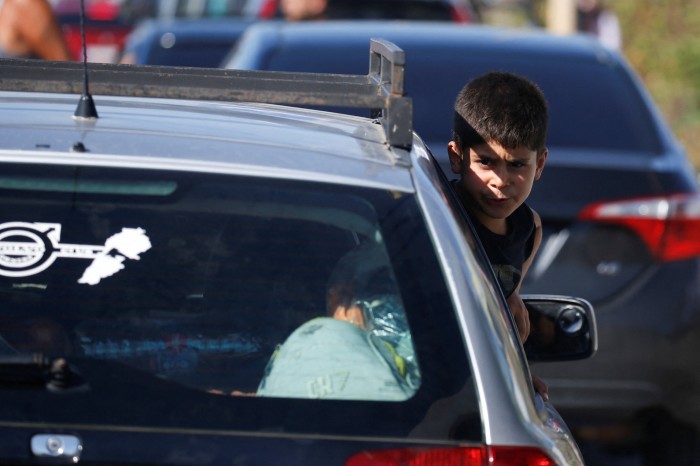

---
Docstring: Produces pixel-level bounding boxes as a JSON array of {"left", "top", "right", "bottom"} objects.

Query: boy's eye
[
  {"left": 476, "top": 158, "right": 491, "bottom": 166},
  {"left": 510, "top": 161, "right": 526, "bottom": 168}
]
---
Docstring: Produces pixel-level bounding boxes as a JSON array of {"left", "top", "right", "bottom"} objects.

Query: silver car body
[{"left": 0, "top": 49, "right": 588, "bottom": 464}]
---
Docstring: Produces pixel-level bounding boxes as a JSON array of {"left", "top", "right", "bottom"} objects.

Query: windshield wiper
[{"left": 0, "top": 354, "right": 86, "bottom": 391}]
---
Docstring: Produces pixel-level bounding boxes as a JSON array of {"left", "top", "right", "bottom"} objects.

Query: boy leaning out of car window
[{"left": 447, "top": 71, "right": 549, "bottom": 398}]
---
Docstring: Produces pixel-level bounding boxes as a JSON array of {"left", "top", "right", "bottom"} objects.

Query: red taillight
[
  {"left": 489, "top": 446, "right": 557, "bottom": 466},
  {"left": 62, "top": 25, "right": 130, "bottom": 61},
  {"left": 578, "top": 193, "right": 700, "bottom": 262},
  {"left": 258, "top": 0, "right": 278, "bottom": 18},
  {"left": 86, "top": 0, "right": 119, "bottom": 21},
  {"left": 345, "top": 446, "right": 556, "bottom": 466},
  {"left": 449, "top": 5, "right": 474, "bottom": 23}
]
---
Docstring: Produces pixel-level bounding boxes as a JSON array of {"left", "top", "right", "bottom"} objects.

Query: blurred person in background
[
  {"left": 279, "top": 0, "right": 328, "bottom": 21},
  {"left": 576, "top": 0, "right": 621, "bottom": 50},
  {"left": 0, "top": 0, "right": 71, "bottom": 60}
]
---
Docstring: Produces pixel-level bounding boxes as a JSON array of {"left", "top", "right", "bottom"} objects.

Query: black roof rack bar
[{"left": 0, "top": 38, "right": 413, "bottom": 148}]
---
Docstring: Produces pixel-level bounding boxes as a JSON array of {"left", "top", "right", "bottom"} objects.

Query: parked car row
[
  {"left": 0, "top": 40, "right": 595, "bottom": 465},
  {"left": 53, "top": 0, "right": 482, "bottom": 63}
]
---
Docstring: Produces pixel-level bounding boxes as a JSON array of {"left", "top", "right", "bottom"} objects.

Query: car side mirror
[{"left": 522, "top": 295, "right": 597, "bottom": 362}]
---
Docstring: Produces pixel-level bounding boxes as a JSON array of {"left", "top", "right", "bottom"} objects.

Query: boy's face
[{"left": 448, "top": 139, "right": 547, "bottom": 234}]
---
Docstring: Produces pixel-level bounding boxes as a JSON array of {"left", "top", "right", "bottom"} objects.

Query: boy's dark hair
[{"left": 453, "top": 71, "right": 548, "bottom": 152}]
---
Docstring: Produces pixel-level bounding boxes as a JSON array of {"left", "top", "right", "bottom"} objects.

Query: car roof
[
  {"left": 0, "top": 90, "right": 413, "bottom": 192},
  {"left": 0, "top": 36, "right": 418, "bottom": 191}
]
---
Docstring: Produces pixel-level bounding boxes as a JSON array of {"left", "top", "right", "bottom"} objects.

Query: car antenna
[{"left": 73, "top": 0, "right": 98, "bottom": 120}]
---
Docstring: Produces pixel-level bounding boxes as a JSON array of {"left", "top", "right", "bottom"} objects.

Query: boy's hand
[{"left": 507, "top": 291, "right": 530, "bottom": 342}]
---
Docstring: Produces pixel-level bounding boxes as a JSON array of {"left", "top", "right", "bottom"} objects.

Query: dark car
[
  {"left": 0, "top": 42, "right": 596, "bottom": 465},
  {"left": 119, "top": 17, "right": 256, "bottom": 66},
  {"left": 153, "top": 0, "right": 483, "bottom": 22},
  {"left": 248, "top": 0, "right": 482, "bottom": 22},
  {"left": 116, "top": 0, "right": 483, "bottom": 67},
  {"left": 224, "top": 20, "right": 700, "bottom": 465},
  {"left": 55, "top": 0, "right": 262, "bottom": 63}
]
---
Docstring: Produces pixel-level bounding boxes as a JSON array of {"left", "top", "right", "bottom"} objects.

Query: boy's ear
[
  {"left": 535, "top": 148, "right": 548, "bottom": 180},
  {"left": 447, "top": 141, "right": 464, "bottom": 174}
]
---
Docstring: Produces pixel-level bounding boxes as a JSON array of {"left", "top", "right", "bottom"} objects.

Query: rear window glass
[
  {"left": 410, "top": 54, "right": 663, "bottom": 154},
  {"left": 149, "top": 41, "right": 237, "bottom": 67},
  {"left": 0, "top": 164, "right": 477, "bottom": 439},
  {"left": 260, "top": 43, "right": 663, "bottom": 154}
]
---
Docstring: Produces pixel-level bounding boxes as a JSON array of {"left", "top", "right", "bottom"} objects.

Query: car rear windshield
[
  {"left": 258, "top": 43, "right": 663, "bottom": 154},
  {"left": 0, "top": 163, "right": 478, "bottom": 440}
]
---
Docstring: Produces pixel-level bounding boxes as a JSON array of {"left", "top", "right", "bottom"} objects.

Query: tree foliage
[{"left": 615, "top": 0, "right": 700, "bottom": 169}]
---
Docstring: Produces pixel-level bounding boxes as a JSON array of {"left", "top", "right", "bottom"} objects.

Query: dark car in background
[
  {"left": 224, "top": 20, "right": 700, "bottom": 465},
  {"left": 116, "top": 0, "right": 482, "bottom": 67},
  {"left": 119, "top": 17, "right": 255, "bottom": 66},
  {"left": 55, "top": 0, "right": 261, "bottom": 63},
  {"left": 248, "top": 0, "right": 482, "bottom": 22}
]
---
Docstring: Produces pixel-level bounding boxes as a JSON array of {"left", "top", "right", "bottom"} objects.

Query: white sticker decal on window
[
  {"left": 78, "top": 228, "right": 151, "bottom": 285},
  {"left": 0, "top": 222, "right": 151, "bottom": 283}
]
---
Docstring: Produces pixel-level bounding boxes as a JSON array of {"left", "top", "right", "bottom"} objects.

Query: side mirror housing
[{"left": 522, "top": 295, "right": 597, "bottom": 362}]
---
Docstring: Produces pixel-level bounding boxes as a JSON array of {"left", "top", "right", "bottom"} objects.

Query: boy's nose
[{"left": 490, "top": 169, "right": 509, "bottom": 189}]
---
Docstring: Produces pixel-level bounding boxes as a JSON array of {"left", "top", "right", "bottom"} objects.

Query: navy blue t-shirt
[{"left": 468, "top": 203, "right": 536, "bottom": 298}]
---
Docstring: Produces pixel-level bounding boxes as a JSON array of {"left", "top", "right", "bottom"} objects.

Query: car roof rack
[{"left": 0, "top": 38, "right": 413, "bottom": 148}]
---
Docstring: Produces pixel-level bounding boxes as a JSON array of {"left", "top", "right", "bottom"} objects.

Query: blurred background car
[
  {"left": 118, "top": 17, "right": 255, "bottom": 66},
  {"left": 224, "top": 20, "right": 700, "bottom": 465},
  {"left": 156, "top": 0, "right": 261, "bottom": 18},
  {"left": 115, "top": 0, "right": 482, "bottom": 67},
  {"left": 53, "top": 0, "right": 146, "bottom": 62},
  {"left": 249, "top": 0, "right": 482, "bottom": 22},
  {"left": 54, "top": 0, "right": 263, "bottom": 62}
]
